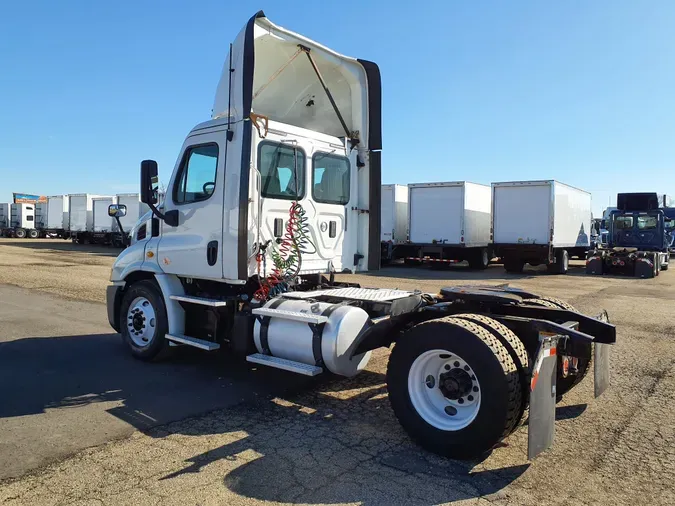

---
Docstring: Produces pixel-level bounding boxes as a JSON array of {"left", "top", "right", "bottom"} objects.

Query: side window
[
  {"left": 174, "top": 144, "right": 219, "bottom": 204},
  {"left": 614, "top": 216, "right": 633, "bottom": 230},
  {"left": 27, "top": 215, "right": 34, "bottom": 222},
  {"left": 136, "top": 224, "right": 147, "bottom": 241},
  {"left": 637, "top": 216, "right": 658, "bottom": 230},
  {"left": 258, "top": 142, "right": 305, "bottom": 200},
  {"left": 312, "top": 153, "right": 350, "bottom": 205}
]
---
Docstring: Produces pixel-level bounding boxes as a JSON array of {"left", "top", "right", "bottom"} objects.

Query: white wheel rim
[
  {"left": 564, "top": 253, "right": 569, "bottom": 270},
  {"left": 408, "top": 349, "right": 481, "bottom": 431},
  {"left": 482, "top": 250, "right": 488, "bottom": 266},
  {"left": 126, "top": 297, "right": 157, "bottom": 347}
]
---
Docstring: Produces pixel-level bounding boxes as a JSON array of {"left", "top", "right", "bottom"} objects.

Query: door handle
[
  {"left": 329, "top": 221, "right": 337, "bottom": 238},
  {"left": 207, "top": 241, "right": 218, "bottom": 266}
]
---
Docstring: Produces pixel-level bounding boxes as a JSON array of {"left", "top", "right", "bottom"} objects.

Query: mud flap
[
  {"left": 586, "top": 256, "right": 603, "bottom": 275},
  {"left": 528, "top": 334, "right": 559, "bottom": 460},
  {"left": 594, "top": 310, "right": 611, "bottom": 398}
]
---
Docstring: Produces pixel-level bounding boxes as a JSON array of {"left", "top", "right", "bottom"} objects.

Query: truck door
[
  {"left": 306, "top": 149, "right": 351, "bottom": 272},
  {"left": 255, "top": 135, "right": 350, "bottom": 275},
  {"left": 157, "top": 134, "right": 224, "bottom": 279}
]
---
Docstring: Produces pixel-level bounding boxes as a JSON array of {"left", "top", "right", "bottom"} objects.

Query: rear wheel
[
  {"left": 119, "top": 280, "right": 170, "bottom": 361},
  {"left": 526, "top": 297, "right": 592, "bottom": 396},
  {"left": 468, "top": 248, "right": 490, "bottom": 270},
  {"left": 504, "top": 257, "right": 525, "bottom": 273},
  {"left": 387, "top": 316, "right": 522, "bottom": 459},
  {"left": 14, "top": 229, "right": 26, "bottom": 239},
  {"left": 28, "top": 229, "right": 39, "bottom": 239},
  {"left": 547, "top": 249, "right": 569, "bottom": 274}
]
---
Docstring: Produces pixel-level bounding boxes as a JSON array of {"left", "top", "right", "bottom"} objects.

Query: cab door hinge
[{"left": 351, "top": 207, "right": 369, "bottom": 214}]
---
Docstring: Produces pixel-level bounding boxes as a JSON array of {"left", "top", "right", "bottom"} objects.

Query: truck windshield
[
  {"left": 259, "top": 142, "right": 305, "bottom": 200},
  {"left": 614, "top": 216, "right": 633, "bottom": 230},
  {"left": 637, "top": 216, "right": 658, "bottom": 230},
  {"left": 665, "top": 219, "right": 674, "bottom": 230}
]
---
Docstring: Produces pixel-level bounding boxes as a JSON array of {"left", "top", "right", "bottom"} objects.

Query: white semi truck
[
  {"left": 7, "top": 203, "right": 38, "bottom": 238},
  {"left": 492, "top": 180, "right": 592, "bottom": 274},
  {"left": 106, "top": 11, "right": 615, "bottom": 460}
]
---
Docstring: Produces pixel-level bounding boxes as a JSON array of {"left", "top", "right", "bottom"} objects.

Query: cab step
[
  {"left": 165, "top": 333, "right": 220, "bottom": 351},
  {"left": 251, "top": 307, "right": 328, "bottom": 324},
  {"left": 246, "top": 353, "right": 323, "bottom": 376},
  {"left": 170, "top": 295, "right": 230, "bottom": 307}
]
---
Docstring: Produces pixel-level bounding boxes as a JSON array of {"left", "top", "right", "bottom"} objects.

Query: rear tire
[
  {"left": 119, "top": 280, "right": 171, "bottom": 361},
  {"left": 452, "top": 314, "right": 530, "bottom": 432},
  {"left": 28, "top": 229, "right": 39, "bottom": 239},
  {"left": 526, "top": 297, "right": 592, "bottom": 396},
  {"left": 15, "top": 229, "right": 26, "bottom": 239},
  {"left": 504, "top": 257, "right": 525, "bottom": 273},
  {"left": 387, "top": 316, "right": 522, "bottom": 459},
  {"left": 547, "top": 249, "right": 569, "bottom": 274},
  {"left": 468, "top": 248, "right": 490, "bottom": 270}
]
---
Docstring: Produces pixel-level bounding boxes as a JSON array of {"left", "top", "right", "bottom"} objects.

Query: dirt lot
[{"left": 1, "top": 238, "right": 675, "bottom": 505}]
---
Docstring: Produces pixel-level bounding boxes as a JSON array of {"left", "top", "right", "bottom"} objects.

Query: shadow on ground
[
  {"left": 0, "top": 333, "right": 539, "bottom": 504},
  {"left": 0, "top": 239, "right": 122, "bottom": 257}
]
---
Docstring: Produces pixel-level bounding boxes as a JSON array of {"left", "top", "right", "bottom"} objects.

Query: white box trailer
[
  {"left": 396, "top": 182, "right": 492, "bottom": 269},
  {"left": 115, "top": 193, "right": 151, "bottom": 234},
  {"left": 68, "top": 194, "right": 112, "bottom": 244},
  {"left": 492, "top": 180, "right": 592, "bottom": 274},
  {"left": 380, "top": 185, "right": 409, "bottom": 263},
  {"left": 35, "top": 195, "right": 68, "bottom": 236},
  {"left": 93, "top": 197, "right": 116, "bottom": 233},
  {"left": 9, "top": 203, "right": 39, "bottom": 238}
]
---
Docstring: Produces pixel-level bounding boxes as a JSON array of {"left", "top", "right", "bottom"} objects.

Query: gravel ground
[{"left": 1, "top": 238, "right": 674, "bottom": 505}]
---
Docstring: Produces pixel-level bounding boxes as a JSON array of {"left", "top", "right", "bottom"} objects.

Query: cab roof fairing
[{"left": 211, "top": 11, "right": 381, "bottom": 151}]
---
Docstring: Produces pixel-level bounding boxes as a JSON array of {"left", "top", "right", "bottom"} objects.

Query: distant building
[{"left": 12, "top": 193, "right": 47, "bottom": 204}]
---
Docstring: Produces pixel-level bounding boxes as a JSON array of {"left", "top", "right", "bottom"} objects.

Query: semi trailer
[
  {"left": 67, "top": 193, "right": 109, "bottom": 244},
  {"left": 492, "top": 180, "right": 592, "bottom": 274},
  {"left": 36, "top": 195, "right": 69, "bottom": 238},
  {"left": 106, "top": 11, "right": 615, "bottom": 460},
  {"left": 586, "top": 193, "right": 671, "bottom": 277}
]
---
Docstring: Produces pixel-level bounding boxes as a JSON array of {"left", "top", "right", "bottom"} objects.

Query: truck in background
[
  {"left": 35, "top": 195, "right": 69, "bottom": 238},
  {"left": 492, "top": 180, "right": 591, "bottom": 274},
  {"left": 67, "top": 194, "right": 109, "bottom": 244},
  {"left": 381, "top": 181, "right": 492, "bottom": 269},
  {"left": 105, "top": 11, "right": 615, "bottom": 460},
  {"left": 7, "top": 203, "right": 39, "bottom": 238},
  {"left": 587, "top": 193, "right": 671, "bottom": 277},
  {"left": 380, "top": 184, "right": 409, "bottom": 264}
]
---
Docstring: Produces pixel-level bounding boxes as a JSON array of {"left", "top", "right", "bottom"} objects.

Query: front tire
[
  {"left": 386, "top": 316, "right": 522, "bottom": 459},
  {"left": 119, "top": 280, "right": 170, "bottom": 361}
]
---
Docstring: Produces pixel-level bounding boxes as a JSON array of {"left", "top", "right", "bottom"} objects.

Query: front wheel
[
  {"left": 119, "top": 280, "right": 170, "bottom": 361},
  {"left": 386, "top": 316, "right": 523, "bottom": 459}
]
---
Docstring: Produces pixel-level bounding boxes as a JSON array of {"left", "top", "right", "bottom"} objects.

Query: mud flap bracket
[{"left": 528, "top": 333, "right": 559, "bottom": 460}]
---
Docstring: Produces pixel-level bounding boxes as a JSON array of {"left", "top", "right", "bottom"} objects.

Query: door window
[
  {"left": 614, "top": 216, "right": 633, "bottom": 230},
  {"left": 258, "top": 142, "right": 305, "bottom": 200},
  {"left": 173, "top": 144, "right": 219, "bottom": 204},
  {"left": 637, "top": 216, "right": 658, "bottom": 230},
  {"left": 312, "top": 153, "right": 350, "bottom": 205}
]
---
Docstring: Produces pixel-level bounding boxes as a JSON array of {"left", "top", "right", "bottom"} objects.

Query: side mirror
[
  {"left": 108, "top": 204, "right": 127, "bottom": 218},
  {"left": 141, "top": 160, "right": 159, "bottom": 205}
]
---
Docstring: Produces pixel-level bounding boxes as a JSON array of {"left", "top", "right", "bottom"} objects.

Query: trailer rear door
[{"left": 493, "top": 182, "right": 552, "bottom": 245}]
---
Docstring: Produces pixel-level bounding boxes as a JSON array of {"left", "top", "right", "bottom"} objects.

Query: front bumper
[{"left": 107, "top": 284, "right": 122, "bottom": 332}]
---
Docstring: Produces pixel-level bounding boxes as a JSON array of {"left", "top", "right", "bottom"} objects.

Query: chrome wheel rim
[
  {"left": 126, "top": 297, "right": 157, "bottom": 347},
  {"left": 408, "top": 349, "right": 481, "bottom": 431}
]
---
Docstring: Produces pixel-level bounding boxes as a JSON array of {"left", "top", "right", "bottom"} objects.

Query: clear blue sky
[{"left": 1, "top": 1, "right": 674, "bottom": 216}]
